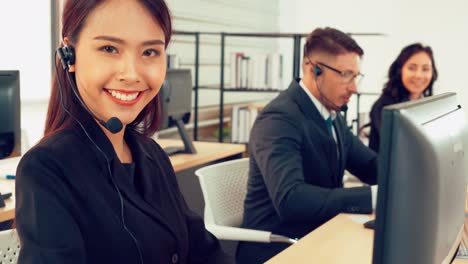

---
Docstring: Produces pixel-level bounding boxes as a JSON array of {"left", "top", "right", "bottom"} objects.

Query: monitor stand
[{"left": 163, "top": 118, "right": 197, "bottom": 156}]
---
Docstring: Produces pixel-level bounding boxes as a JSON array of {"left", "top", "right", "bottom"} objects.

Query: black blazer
[
  {"left": 15, "top": 112, "right": 232, "bottom": 264},
  {"left": 237, "top": 79, "right": 378, "bottom": 263},
  {"left": 369, "top": 93, "right": 408, "bottom": 153}
]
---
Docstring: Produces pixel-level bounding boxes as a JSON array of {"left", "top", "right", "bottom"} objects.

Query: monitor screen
[
  {"left": 373, "top": 93, "right": 468, "bottom": 263},
  {"left": 0, "top": 70, "right": 21, "bottom": 160},
  {"left": 158, "top": 69, "right": 196, "bottom": 155},
  {"left": 160, "top": 69, "right": 193, "bottom": 130}
]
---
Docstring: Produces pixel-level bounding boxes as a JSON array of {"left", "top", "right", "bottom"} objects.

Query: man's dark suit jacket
[
  {"left": 15, "top": 111, "right": 233, "bottom": 264},
  {"left": 236, "top": 79, "right": 378, "bottom": 263}
]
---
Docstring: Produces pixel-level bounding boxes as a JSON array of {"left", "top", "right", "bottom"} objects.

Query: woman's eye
[
  {"left": 143, "top": 49, "right": 160, "bottom": 57},
  {"left": 100, "top": 45, "right": 117, "bottom": 54}
]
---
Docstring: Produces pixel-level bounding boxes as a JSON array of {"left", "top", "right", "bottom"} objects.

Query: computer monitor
[
  {"left": 159, "top": 69, "right": 196, "bottom": 155},
  {"left": 0, "top": 71, "right": 21, "bottom": 160},
  {"left": 373, "top": 93, "right": 468, "bottom": 263}
]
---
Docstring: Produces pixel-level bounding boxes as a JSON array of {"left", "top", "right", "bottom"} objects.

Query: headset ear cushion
[
  {"left": 64, "top": 46, "right": 75, "bottom": 66},
  {"left": 313, "top": 65, "right": 322, "bottom": 76}
]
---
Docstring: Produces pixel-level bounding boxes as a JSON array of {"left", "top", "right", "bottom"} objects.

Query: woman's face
[
  {"left": 401, "top": 51, "right": 433, "bottom": 99},
  {"left": 69, "top": 0, "right": 166, "bottom": 127}
]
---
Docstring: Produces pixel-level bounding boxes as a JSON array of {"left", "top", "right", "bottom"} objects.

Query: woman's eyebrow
[{"left": 93, "top": 35, "right": 165, "bottom": 46}]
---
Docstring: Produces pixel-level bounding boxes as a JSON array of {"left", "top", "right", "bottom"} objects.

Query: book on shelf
[
  {"left": 229, "top": 52, "right": 284, "bottom": 90},
  {"left": 230, "top": 52, "right": 244, "bottom": 89},
  {"left": 231, "top": 105, "right": 241, "bottom": 143},
  {"left": 248, "top": 54, "right": 268, "bottom": 89},
  {"left": 267, "top": 53, "right": 283, "bottom": 90},
  {"left": 231, "top": 104, "right": 264, "bottom": 143},
  {"left": 167, "top": 54, "right": 181, "bottom": 69},
  {"left": 240, "top": 56, "right": 250, "bottom": 88}
]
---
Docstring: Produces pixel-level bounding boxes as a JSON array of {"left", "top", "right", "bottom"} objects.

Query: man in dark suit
[{"left": 236, "top": 27, "right": 378, "bottom": 264}]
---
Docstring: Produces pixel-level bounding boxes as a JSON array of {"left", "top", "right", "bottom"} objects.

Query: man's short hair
[{"left": 303, "top": 27, "right": 364, "bottom": 58}]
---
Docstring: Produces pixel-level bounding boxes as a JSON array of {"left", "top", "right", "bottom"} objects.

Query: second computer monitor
[
  {"left": 159, "top": 69, "right": 196, "bottom": 155},
  {"left": 0, "top": 70, "right": 21, "bottom": 160},
  {"left": 373, "top": 93, "right": 468, "bottom": 263}
]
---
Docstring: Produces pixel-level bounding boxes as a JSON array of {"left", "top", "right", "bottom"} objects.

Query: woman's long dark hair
[
  {"left": 382, "top": 43, "right": 438, "bottom": 100},
  {"left": 45, "top": 0, "right": 172, "bottom": 138}
]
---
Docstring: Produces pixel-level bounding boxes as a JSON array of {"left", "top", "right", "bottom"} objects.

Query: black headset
[
  {"left": 57, "top": 45, "right": 75, "bottom": 71},
  {"left": 312, "top": 64, "right": 323, "bottom": 77},
  {"left": 55, "top": 45, "right": 144, "bottom": 264},
  {"left": 56, "top": 45, "right": 123, "bottom": 134}
]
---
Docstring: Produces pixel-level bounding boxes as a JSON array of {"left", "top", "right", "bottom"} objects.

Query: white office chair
[
  {"left": 0, "top": 229, "right": 20, "bottom": 264},
  {"left": 195, "top": 158, "right": 296, "bottom": 244}
]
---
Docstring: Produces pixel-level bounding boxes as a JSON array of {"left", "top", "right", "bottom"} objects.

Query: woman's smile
[{"left": 103, "top": 88, "right": 146, "bottom": 106}]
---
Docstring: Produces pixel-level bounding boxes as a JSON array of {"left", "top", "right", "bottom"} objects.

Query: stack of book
[
  {"left": 229, "top": 52, "right": 284, "bottom": 90},
  {"left": 231, "top": 104, "right": 264, "bottom": 143}
]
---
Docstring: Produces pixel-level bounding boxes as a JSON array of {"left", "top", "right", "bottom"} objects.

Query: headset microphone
[
  {"left": 57, "top": 46, "right": 123, "bottom": 134},
  {"left": 102, "top": 117, "right": 124, "bottom": 134},
  {"left": 340, "top": 104, "right": 348, "bottom": 112}
]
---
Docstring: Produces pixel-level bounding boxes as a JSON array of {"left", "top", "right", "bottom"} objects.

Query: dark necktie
[
  {"left": 326, "top": 116, "right": 339, "bottom": 160},
  {"left": 326, "top": 116, "right": 334, "bottom": 137}
]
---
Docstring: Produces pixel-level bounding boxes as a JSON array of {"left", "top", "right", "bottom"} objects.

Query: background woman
[{"left": 368, "top": 43, "right": 438, "bottom": 153}]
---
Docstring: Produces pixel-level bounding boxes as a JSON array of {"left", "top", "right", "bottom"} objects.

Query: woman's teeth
[{"left": 108, "top": 90, "right": 140, "bottom": 101}]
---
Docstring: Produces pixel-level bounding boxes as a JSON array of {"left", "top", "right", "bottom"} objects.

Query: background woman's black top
[{"left": 369, "top": 94, "right": 409, "bottom": 153}]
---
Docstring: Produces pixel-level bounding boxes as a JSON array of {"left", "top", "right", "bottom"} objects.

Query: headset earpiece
[
  {"left": 313, "top": 65, "right": 322, "bottom": 77},
  {"left": 57, "top": 45, "right": 75, "bottom": 70}
]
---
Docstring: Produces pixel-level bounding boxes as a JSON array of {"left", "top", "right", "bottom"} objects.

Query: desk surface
[
  {"left": 0, "top": 139, "right": 245, "bottom": 222},
  {"left": 266, "top": 214, "right": 468, "bottom": 264},
  {"left": 0, "top": 178, "right": 15, "bottom": 223},
  {"left": 157, "top": 139, "right": 245, "bottom": 172}
]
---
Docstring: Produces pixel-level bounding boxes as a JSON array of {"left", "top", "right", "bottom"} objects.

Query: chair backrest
[
  {"left": 195, "top": 158, "right": 250, "bottom": 227},
  {"left": 0, "top": 229, "right": 20, "bottom": 264}
]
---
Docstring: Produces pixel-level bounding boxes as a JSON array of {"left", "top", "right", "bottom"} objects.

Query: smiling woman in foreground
[{"left": 14, "top": 0, "right": 233, "bottom": 263}]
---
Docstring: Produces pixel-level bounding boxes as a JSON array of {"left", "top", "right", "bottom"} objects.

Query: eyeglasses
[{"left": 309, "top": 58, "right": 364, "bottom": 85}]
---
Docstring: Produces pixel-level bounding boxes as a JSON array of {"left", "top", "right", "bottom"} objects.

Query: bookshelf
[
  {"left": 217, "top": 32, "right": 307, "bottom": 142},
  {"left": 171, "top": 31, "right": 384, "bottom": 143},
  {"left": 216, "top": 32, "right": 386, "bottom": 143}
]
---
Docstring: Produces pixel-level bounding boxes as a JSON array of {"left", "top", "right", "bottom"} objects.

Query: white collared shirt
[
  {"left": 299, "top": 80, "right": 377, "bottom": 209},
  {"left": 299, "top": 80, "right": 337, "bottom": 142}
]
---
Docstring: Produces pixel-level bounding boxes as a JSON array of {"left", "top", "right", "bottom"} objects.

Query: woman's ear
[{"left": 63, "top": 37, "right": 71, "bottom": 46}]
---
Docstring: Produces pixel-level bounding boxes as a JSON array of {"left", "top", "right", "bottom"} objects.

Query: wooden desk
[
  {"left": 0, "top": 156, "right": 19, "bottom": 223},
  {"left": 266, "top": 214, "right": 373, "bottom": 263},
  {"left": 0, "top": 140, "right": 245, "bottom": 222},
  {"left": 266, "top": 214, "right": 468, "bottom": 264},
  {"left": 0, "top": 179, "right": 15, "bottom": 223},
  {"left": 157, "top": 139, "right": 245, "bottom": 172}
]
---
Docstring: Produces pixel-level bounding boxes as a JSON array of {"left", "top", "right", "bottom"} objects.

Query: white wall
[
  {"left": 278, "top": 0, "right": 468, "bottom": 123},
  {"left": 1, "top": 0, "right": 280, "bottom": 146},
  {"left": 0, "top": 1, "right": 52, "bottom": 147},
  {"left": 166, "top": 0, "right": 281, "bottom": 107},
  {"left": 13, "top": 1, "right": 466, "bottom": 146}
]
